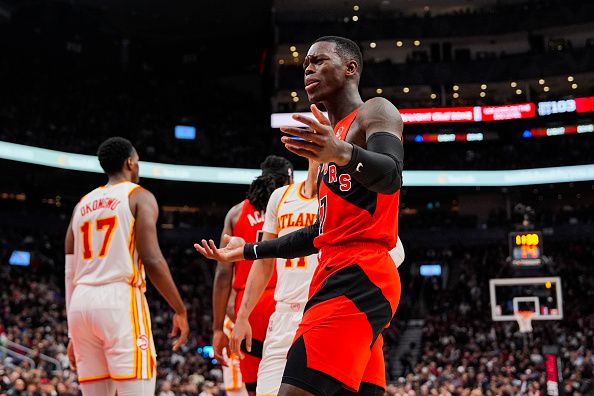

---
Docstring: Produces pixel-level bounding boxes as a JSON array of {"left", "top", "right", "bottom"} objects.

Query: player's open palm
[
  {"left": 212, "top": 329, "right": 230, "bottom": 366},
  {"left": 280, "top": 104, "right": 351, "bottom": 165},
  {"left": 194, "top": 234, "right": 246, "bottom": 263},
  {"left": 229, "top": 317, "right": 252, "bottom": 359}
]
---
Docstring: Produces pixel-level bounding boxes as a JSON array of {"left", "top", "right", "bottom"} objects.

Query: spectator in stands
[
  {"left": 158, "top": 380, "right": 175, "bottom": 396},
  {"left": 6, "top": 378, "right": 25, "bottom": 396}
]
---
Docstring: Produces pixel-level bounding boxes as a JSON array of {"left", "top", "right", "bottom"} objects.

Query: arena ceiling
[
  {"left": 1, "top": 0, "right": 271, "bottom": 40},
  {"left": 273, "top": 0, "right": 527, "bottom": 18},
  {"left": 1, "top": 0, "right": 534, "bottom": 32}
]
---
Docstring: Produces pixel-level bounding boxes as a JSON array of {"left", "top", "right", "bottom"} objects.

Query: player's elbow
[
  {"left": 141, "top": 256, "right": 166, "bottom": 273},
  {"left": 384, "top": 171, "right": 403, "bottom": 194},
  {"left": 369, "top": 167, "right": 403, "bottom": 195},
  {"left": 382, "top": 184, "right": 401, "bottom": 195},
  {"left": 346, "top": 135, "right": 404, "bottom": 195}
]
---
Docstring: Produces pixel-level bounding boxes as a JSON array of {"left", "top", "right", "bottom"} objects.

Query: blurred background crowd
[{"left": 1, "top": 0, "right": 593, "bottom": 394}]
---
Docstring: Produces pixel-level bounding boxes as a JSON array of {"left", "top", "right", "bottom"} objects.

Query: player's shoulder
[
  {"left": 226, "top": 200, "right": 246, "bottom": 223},
  {"left": 128, "top": 183, "right": 153, "bottom": 199},
  {"left": 360, "top": 97, "right": 401, "bottom": 119},
  {"left": 125, "top": 182, "right": 146, "bottom": 198},
  {"left": 128, "top": 184, "right": 158, "bottom": 214},
  {"left": 230, "top": 200, "right": 246, "bottom": 214},
  {"left": 357, "top": 97, "right": 403, "bottom": 138}
]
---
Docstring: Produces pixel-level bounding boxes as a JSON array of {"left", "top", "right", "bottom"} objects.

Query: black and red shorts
[{"left": 288, "top": 242, "right": 401, "bottom": 392}]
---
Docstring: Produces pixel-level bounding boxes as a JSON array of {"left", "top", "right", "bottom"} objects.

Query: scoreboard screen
[{"left": 509, "top": 231, "right": 543, "bottom": 266}]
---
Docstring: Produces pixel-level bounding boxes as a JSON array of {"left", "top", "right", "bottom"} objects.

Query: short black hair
[
  {"left": 260, "top": 155, "right": 294, "bottom": 181},
  {"left": 314, "top": 36, "right": 363, "bottom": 74},
  {"left": 97, "top": 137, "right": 135, "bottom": 175},
  {"left": 246, "top": 155, "right": 294, "bottom": 211}
]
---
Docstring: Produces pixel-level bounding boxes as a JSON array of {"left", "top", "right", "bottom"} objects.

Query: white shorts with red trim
[
  {"left": 256, "top": 302, "right": 304, "bottom": 396},
  {"left": 68, "top": 282, "right": 156, "bottom": 383}
]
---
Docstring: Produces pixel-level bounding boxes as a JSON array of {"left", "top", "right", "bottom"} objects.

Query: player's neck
[
  {"left": 106, "top": 173, "right": 131, "bottom": 186},
  {"left": 322, "top": 88, "right": 363, "bottom": 127}
]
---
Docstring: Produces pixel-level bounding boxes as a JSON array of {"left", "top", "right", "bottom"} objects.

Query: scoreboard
[{"left": 509, "top": 231, "right": 543, "bottom": 266}]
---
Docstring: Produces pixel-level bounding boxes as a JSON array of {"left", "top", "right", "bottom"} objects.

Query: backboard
[{"left": 489, "top": 277, "right": 563, "bottom": 321}]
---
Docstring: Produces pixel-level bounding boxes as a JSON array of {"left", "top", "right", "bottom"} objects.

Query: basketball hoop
[{"left": 514, "top": 310, "right": 534, "bottom": 333}]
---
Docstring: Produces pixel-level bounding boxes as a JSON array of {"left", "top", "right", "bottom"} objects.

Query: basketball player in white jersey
[
  {"left": 227, "top": 160, "right": 406, "bottom": 396},
  {"left": 229, "top": 158, "right": 320, "bottom": 396},
  {"left": 65, "top": 137, "right": 189, "bottom": 396}
]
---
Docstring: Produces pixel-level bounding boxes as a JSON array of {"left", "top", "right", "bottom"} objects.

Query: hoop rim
[
  {"left": 514, "top": 310, "right": 535, "bottom": 333},
  {"left": 515, "top": 310, "right": 536, "bottom": 318}
]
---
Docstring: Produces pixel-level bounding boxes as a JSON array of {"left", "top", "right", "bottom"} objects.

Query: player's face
[
  {"left": 129, "top": 149, "right": 140, "bottom": 183},
  {"left": 303, "top": 42, "right": 346, "bottom": 103}
]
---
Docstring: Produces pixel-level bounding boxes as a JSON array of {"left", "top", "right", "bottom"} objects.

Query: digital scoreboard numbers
[{"left": 509, "top": 231, "right": 543, "bottom": 266}]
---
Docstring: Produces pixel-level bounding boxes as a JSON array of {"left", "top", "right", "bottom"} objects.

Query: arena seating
[{"left": 1, "top": 202, "right": 592, "bottom": 394}]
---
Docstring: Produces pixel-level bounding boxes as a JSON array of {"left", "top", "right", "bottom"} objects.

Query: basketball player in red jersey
[
  {"left": 196, "top": 36, "right": 404, "bottom": 396},
  {"left": 210, "top": 155, "right": 294, "bottom": 395}
]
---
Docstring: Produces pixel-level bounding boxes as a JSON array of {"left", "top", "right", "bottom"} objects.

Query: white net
[{"left": 514, "top": 311, "right": 534, "bottom": 333}]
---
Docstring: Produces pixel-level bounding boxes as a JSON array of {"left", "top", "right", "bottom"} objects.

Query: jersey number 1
[{"left": 80, "top": 216, "right": 118, "bottom": 260}]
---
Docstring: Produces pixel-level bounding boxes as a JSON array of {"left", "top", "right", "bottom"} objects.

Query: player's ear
[
  {"left": 125, "top": 157, "right": 133, "bottom": 170},
  {"left": 345, "top": 60, "right": 358, "bottom": 77}
]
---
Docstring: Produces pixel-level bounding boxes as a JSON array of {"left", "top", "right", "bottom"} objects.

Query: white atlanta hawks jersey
[
  {"left": 71, "top": 182, "right": 145, "bottom": 289},
  {"left": 263, "top": 182, "right": 319, "bottom": 305}
]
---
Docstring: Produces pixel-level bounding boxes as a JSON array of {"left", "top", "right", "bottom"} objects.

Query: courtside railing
[{"left": 3, "top": 339, "right": 62, "bottom": 372}]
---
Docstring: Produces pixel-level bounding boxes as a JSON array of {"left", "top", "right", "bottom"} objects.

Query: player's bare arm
[
  {"left": 64, "top": 206, "right": 78, "bottom": 311},
  {"left": 64, "top": 214, "right": 76, "bottom": 372},
  {"left": 65, "top": 220, "right": 74, "bottom": 255},
  {"left": 131, "top": 187, "right": 189, "bottom": 351},
  {"left": 209, "top": 201, "right": 242, "bottom": 365},
  {"left": 229, "top": 232, "right": 277, "bottom": 358},
  {"left": 282, "top": 98, "right": 403, "bottom": 194},
  {"left": 226, "top": 289, "right": 237, "bottom": 322}
]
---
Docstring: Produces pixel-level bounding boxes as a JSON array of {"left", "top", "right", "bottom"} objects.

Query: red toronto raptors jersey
[
  {"left": 314, "top": 108, "right": 400, "bottom": 251},
  {"left": 232, "top": 199, "right": 277, "bottom": 291}
]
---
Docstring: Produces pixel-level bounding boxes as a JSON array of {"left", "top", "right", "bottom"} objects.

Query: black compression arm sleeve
[
  {"left": 243, "top": 221, "right": 319, "bottom": 260},
  {"left": 340, "top": 132, "right": 404, "bottom": 194}
]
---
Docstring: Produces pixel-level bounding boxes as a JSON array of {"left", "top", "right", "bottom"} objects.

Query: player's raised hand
[
  {"left": 194, "top": 234, "right": 246, "bottom": 263},
  {"left": 229, "top": 316, "right": 252, "bottom": 359},
  {"left": 212, "top": 329, "right": 230, "bottom": 366},
  {"left": 280, "top": 104, "right": 352, "bottom": 166},
  {"left": 171, "top": 311, "right": 189, "bottom": 351}
]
